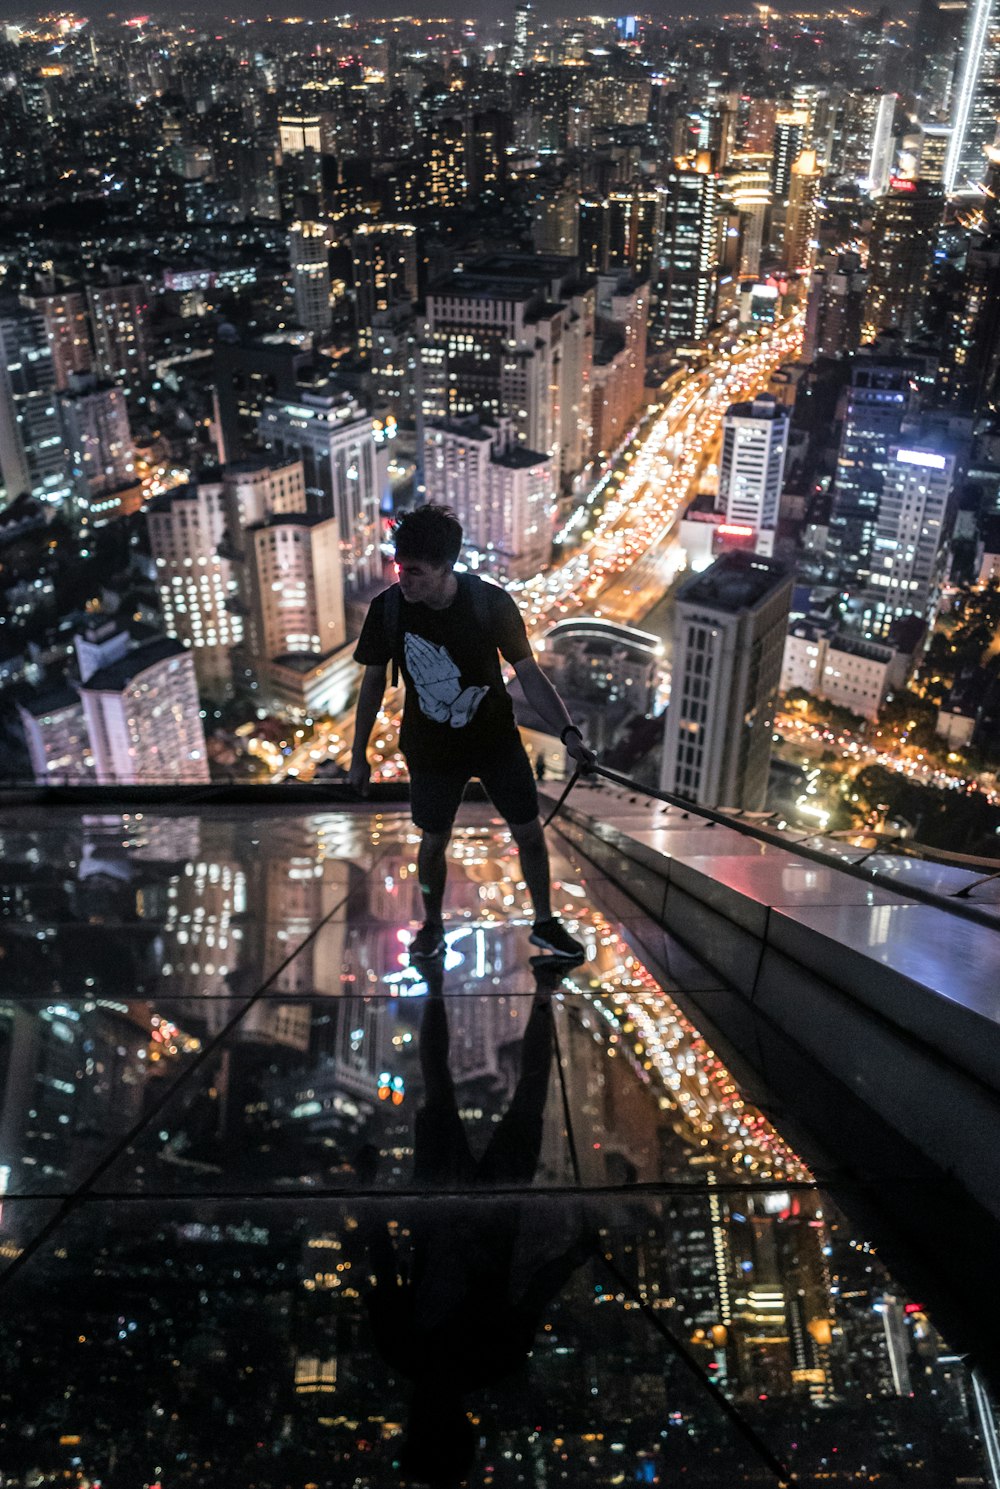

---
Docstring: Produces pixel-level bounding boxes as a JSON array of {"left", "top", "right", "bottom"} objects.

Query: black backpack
[{"left": 383, "top": 572, "right": 502, "bottom": 686}]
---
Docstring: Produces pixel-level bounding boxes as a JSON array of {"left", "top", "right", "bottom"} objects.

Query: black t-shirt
[{"left": 353, "top": 575, "right": 533, "bottom": 769}]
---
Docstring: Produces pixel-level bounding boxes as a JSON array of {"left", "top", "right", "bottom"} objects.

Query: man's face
[{"left": 395, "top": 557, "right": 452, "bottom": 606}]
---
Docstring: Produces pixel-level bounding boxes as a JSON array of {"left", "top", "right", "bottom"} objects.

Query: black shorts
[{"left": 407, "top": 739, "right": 540, "bottom": 835}]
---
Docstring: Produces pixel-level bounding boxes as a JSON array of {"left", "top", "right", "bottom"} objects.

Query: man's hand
[
  {"left": 347, "top": 755, "right": 371, "bottom": 797},
  {"left": 565, "top": 731, "right": 598, "bottom": 773}
]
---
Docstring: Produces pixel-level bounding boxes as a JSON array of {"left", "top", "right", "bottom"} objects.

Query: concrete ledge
[{"left": 549, "top": 784, "right": 1000, "bottom": 1221}]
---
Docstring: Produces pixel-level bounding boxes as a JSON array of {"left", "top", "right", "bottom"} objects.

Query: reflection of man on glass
[
  {"left": 354, "top": 961, "right": 592, "bottom": 1487},
  {"left": 349, "top": 504, "right": 595, "bottom": 962}
]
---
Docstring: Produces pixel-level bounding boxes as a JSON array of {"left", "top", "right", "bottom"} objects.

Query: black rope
[{"left": 541, "top": 764, "right": 584, "bottom": 828}]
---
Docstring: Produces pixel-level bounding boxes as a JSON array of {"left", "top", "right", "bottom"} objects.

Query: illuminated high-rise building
[
  {"left": 772, "top": 107, "right": 808, "bottom": 202},
  {"left": 289, "top": 219, "right": 332, "bottom": 340},
  {"left": 721, "top": 156, "right": 771, "bottom": 279},
  {"left": 579, "top": 187, "right": 660, "bottom": 278},
  {"left": 258, "top": 384, "right": 385, "bottom": 594},
  {"left": 16, "top": 686, "right": 95, "bottom": 784},
  {"left": 531, "top": 188, "right": 579, "bottom": 256},
  {"left": 423, "top": 416, "right": 555, "bottom": 581},
  {"left": 863, "top": 180, "right": 943, "bottom": 340},
  {"left": 868, "top": 93, "right": 899, "bottom": 195},
  {"left": 660, "top": 552, "right": 792, "bottom": 811},
  {"left": 511, "top": 3, "right": 531, "bottom": 69},
  {"left": 828, "top": 355, "right": 919, "bottom": 589},
  {"left": 278, "top": 107, "right": 322, "bottom": 158},
  {"left": 590, "top": 271, "right": 649, "bottom": 459},
  {"left": 77, "top": 633, "right": 210, "bottom": 785},
  {"left": 86, "top": 281, "right": 151, "bottom": 394},
  {"left": 918, "top": 123, "right": 953, "bottom": 183},
  {"left": 0, "top": 300, "right": 73, "bottom": 509},
  {"left": 864, "top": 439, "right": 957, "bottom": 636},
  {"left": 146, "top": 479, "right": 244, "bottom": 699},
  {"left": 350, "top": 222, "right": 418, "bottom": 341},
  {"left": 242, "top": 509, "right": 348, "bottom": 713},
  {"left": 718, "top": 394, "right": 790, "bottom": 554},
  {"left": 939, "top": 228, "right": 1000, "bottom": 414},
  {"left": 783, "top": 150, "right": 822, "bottom": 272},
  {"left": 426, "top": 117, "right": 467, "bottom": 206},
  {"left": 59, "top": 373, "right": 136, "bottom": 524},
  {"left": 20, "top": 289, "right": 92, "bottom": 390},
  {"left": 945, "top": 0, "right": 1000, "bottom": 193},
  {"left": 651, "top": 154, "right": 720, "bottom": 348},
  {"left": 420, "top": 254, "right": 594, "bottom": 492},
  {"left": 802, "top": 252, "right": 869, "bottom": 361}
]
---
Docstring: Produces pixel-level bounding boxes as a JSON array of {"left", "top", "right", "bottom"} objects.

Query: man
[{"left": 348, "top": 504, "right": 595, "bottom": 960}]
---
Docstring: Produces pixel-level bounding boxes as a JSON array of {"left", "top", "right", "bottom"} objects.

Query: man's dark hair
[{"left": 392, "top": 505, "right": 463, "bottom": 567}]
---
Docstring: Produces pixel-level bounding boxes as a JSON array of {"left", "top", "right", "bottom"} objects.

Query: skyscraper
[
  {"left": 720, "top": 156, "right": 771, "bottom": 280},
  {"left": 591, "top": 272, "right": 649, "bottom": 460},
  {"left": 783, "top": 150, "right": 822, "bottom": 272},
  {"left": 86, "top": 282, "right": 151, "bottom": 394},
  {"left": 652, "top": 154, "right": 720, "bottom": 349},
  {"left": 863, "top": 180, "right": 943, "bottom": 340},
  {"left": 867, "top": 93, "right": 899, "bottom": 196},
  {"left": 719, "top": 394, "right": 790, "bottom": 554},
  {"left": 243, "top": 510, "right": 347, "bottom": 713},
  {"left": 289, "top": 219, "right": 332, "bottom": 340},
  {"left": 350, "top": 222, "right": 418, "bottom": 339},
  {"left": 420, "top": 254, "right": 594, "bottom": 492},
  {"left": 865, "top": 440, "right": 956, "bottom": 636},
  {"left": 16, "top": 685, "right": 95, "bottom": 784},
  {"left": 426, "top": 118, "right": 468, "bottom": 207},
  {"left": 422, "top": 416, "right": 555, "bottom": 580},
  {"left": 771, "top": 107, "right": 808, "bottom": 202},
  {"left": 827, "top": 355, "right": 919, "bottom": 589},
  {"left": 0, "top": 300, "right": 73, "bottom": 509},
  {"left": 21, "top": 289, "right": 92, "bottom": 391},
  {"left": 77, "top": 633, "right": 210, "bottom": 785},
  {"left": 945, "top": 0, "right": 1000, "bottom": 194},
  {"left": 59, "top": 373, "right": 136, "bottom": 524},
  {"left": 146, "top": 479, "right": 244, "bottom": 698},
  {"left": 802, "top": 253, "right": 869, "bottom": 361},
  {"left": 660, "top": 552, "right": 793, "bottom": 811},
  {"left": 579, "top": 187, "right": 660, "bottom": 278},
  {"left": 511, "top": 3, "right": 531, "bottom": 70},
  {"left": 258, "top": 383, "right": 385, "bottom": 594}
]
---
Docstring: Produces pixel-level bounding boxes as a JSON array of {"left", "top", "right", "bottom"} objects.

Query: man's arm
[
  {"left": 513, "top": 658, "right": 596, "bottom": 768},
  {"left": 348, "top": 663, "right": 388, "bottom": 796}
]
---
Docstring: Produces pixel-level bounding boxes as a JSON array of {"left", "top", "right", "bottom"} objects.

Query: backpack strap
[
  {"left": 461, "top": 572, "right": 500, "bottom": 635},
  {"left": 383, "top": 582, "right": 402, "bottom": 686}
]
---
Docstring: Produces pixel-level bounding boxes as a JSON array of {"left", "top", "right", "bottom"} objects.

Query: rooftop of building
[
  {"left": 16, "top": 680, "right": 80, "bottom": 717},
  {"left": 725, "top": 391, "right": 788, "bottom": 421},
  {"left": 0, "top": 784, "right": 998, "bottom": 1483},
  {"left": 77, "top": 633, "right": 187, "bottom": 692},
  {"left": 246, "top": 509, "right": 328, "bottom": 532},
  {"left": 677, "top": 549, "right": 791, "bottom": 613}
]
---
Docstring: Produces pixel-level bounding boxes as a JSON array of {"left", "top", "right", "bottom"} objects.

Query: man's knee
[{"left": 510, "top": 816, "right": 543, "bottom": 848}]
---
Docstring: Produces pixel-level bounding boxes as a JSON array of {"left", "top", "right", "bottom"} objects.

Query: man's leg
[
  {"left": 408, "top": 767, "right": 467, "bottom": 951},
  {"left": 417, "top": 828, "right": 452, "bottom": 929},
  {"left": 509, "top": 817, "right": 552, "bottom": 924}
]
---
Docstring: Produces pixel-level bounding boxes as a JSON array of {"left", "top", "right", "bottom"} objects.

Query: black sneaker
[
  {"left": 409, "top": 921, "right": 446, "bottom": 959},
  {"left": 529, "top": 917, "right": 585, "bottom": 959}
]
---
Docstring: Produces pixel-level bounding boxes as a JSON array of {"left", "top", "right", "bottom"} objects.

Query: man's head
[{"left": 392, "top": 505, "right": 463, "bottom": 607}]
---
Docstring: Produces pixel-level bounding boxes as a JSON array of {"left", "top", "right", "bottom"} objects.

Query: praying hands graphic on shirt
[{"left": 404, "top": 632, "right": 490, "bottom": 728}]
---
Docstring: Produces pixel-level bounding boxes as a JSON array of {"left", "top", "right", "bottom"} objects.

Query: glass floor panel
[{"left": 0, "top": 803, "right": 997, "bottom": 1486}]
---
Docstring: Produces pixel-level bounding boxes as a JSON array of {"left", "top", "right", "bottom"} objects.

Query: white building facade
[
  {"left": 423, "top": 417, "right": 555, "bottom": 580},
  {"left": 146, "top": 480, "right": 244, "bottom": 698},
  {"left": 258, "top": 388, "right": 385, "bottom": 594},
  {"left": 718, "top": 394, "right": 790, "bottom": 554}
]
